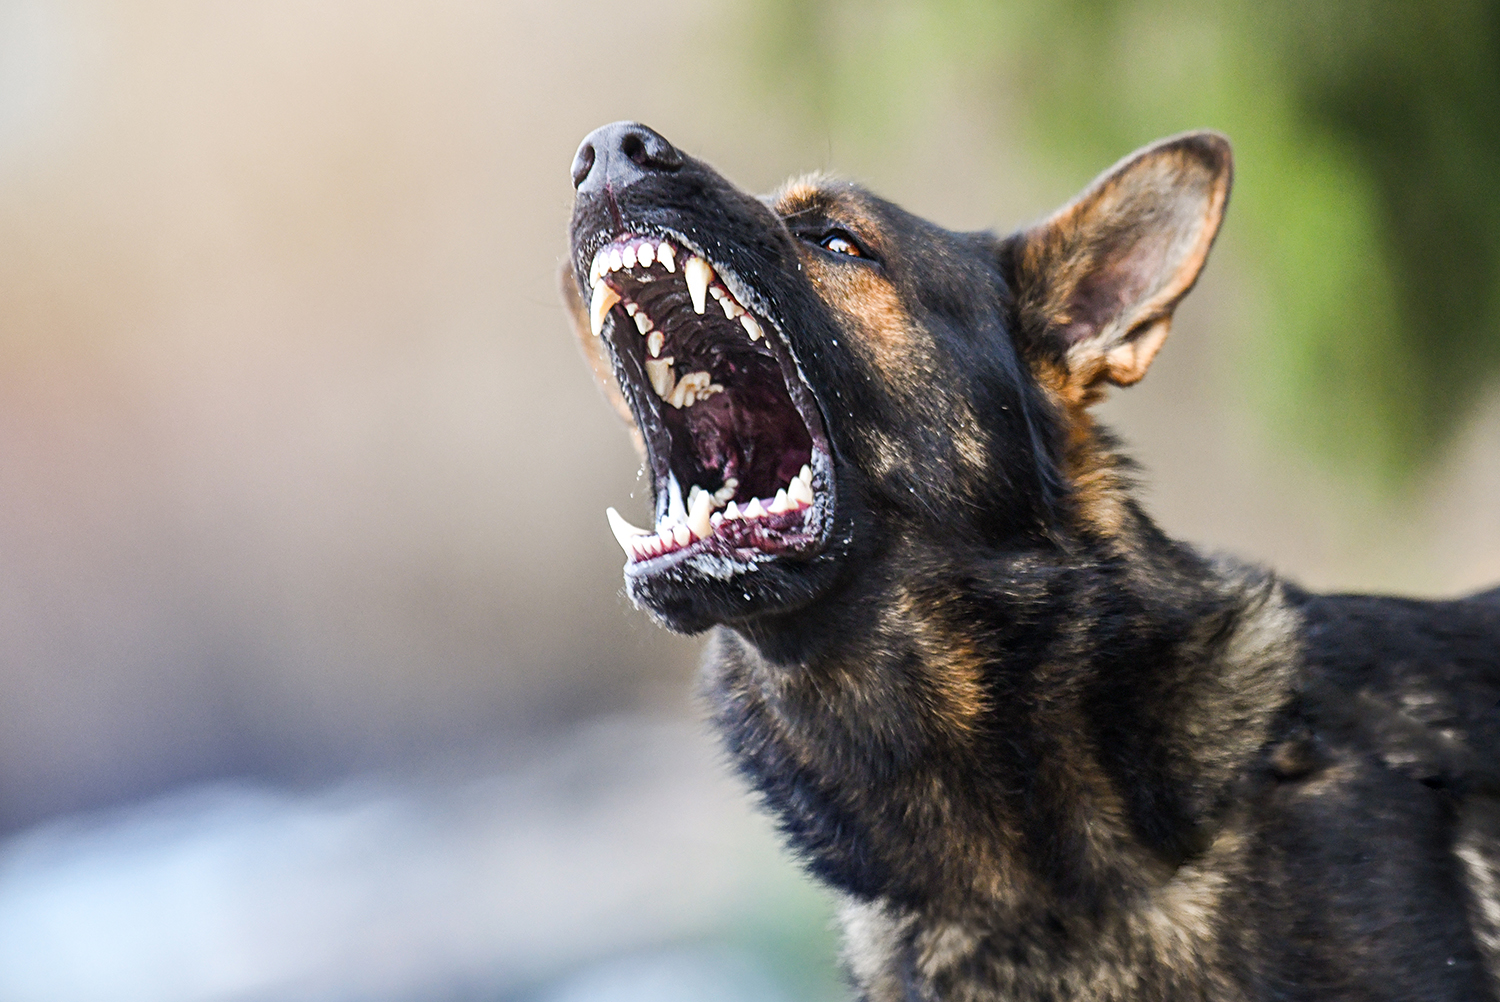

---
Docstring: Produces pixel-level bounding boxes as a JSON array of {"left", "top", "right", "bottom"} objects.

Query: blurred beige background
[{"left": 0, "top": 1, "right": 1495, "bottom": 999}]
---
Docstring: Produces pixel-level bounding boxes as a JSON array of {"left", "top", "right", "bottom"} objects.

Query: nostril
[
  {"left": 621, "top": 133, "right": 646, "bottom": 164},
  {"left": 571, "top": 142, "right": 596, "bottom": 189}
]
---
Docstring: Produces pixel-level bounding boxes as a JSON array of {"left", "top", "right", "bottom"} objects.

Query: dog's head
[{"left": 564, "top": 123, "right": 1231, "bottom": 633}]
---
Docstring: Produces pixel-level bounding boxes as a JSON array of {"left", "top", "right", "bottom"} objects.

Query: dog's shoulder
[{"left": 1284, "top": 584, "right": 1500, "bottom": 792}]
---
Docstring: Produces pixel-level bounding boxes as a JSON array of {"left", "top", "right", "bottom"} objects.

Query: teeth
[
  {"left": 688, "top": 489, "right": 713, "bottom": 539},
  {"left": 624, "top": 301, "right": 638, "bottom": 317},
  {"left": 800, "top": 465, "right": 812, "bottom": 483},
  {"left": 589, "top": 255, "right": 604, "bottom": 285},
  {"left": 719, "top": 296, "right": 737, "bottom": 319},
  {"left": 622, "top": 244, "right": 638, "bottom": 269},
  {"left": 788, "top": 475, "right": 814, "bottom": 507},
  {"left": 744, "top": 497, "right": 767, "bottom": 519},
  {"left": 724, "top": 501, "right": 741, "bottom": 520},
  {"left": 740, "top": 315, "right": 762, "bottom": 341},
  {"left": 606, "top": 507, "right": 651, "bottom": 555},
  {"left": 685, "top": 256, "right": 713, "bottom": 314},
  {"left": 769, "top": 488, "right": 791, "bottom": 514},
  {"left": 637, "top": 243, "right": 655, "bottom": 268},
  {"left": 709, "top": 284, "right": 725, "bottom": 301},
  {"left": 658, "top": 243, "right": 675, "bottom": 272},
  {"left": 714, "top": 483, "right": 736, "bottom": 503},
  {"left": 672, "top": 523, "right": 692, "bottom": 546},
  {"left": 634, "top": 312, "right": 652, "bottom": 334},
  {"left": 645, "top": 357, "right": 675, "bottom": 398},
  {"left": 647, "top": 330, "right": 664, "bottom": 357},
  {"left": 590, "top": 282, "right": 621, "bottom": 336}
]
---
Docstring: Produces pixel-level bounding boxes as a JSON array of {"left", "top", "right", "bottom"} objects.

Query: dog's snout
[{"left": 572, "top": 122, "right": 683, "bottom": 193}]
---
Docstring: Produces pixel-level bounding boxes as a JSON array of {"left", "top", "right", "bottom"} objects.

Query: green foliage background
[{"left": 741, "top": 0, "right": 1500, "bottom": 485}]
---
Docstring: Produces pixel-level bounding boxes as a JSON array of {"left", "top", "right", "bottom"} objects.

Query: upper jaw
[{"left": 574, "top": 223, "right": 838, "bottom": 588}]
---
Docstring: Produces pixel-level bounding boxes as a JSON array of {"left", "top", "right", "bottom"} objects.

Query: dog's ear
[
  {"left": 1000, "top": 131, "right": 1231, "bottom": 405},
  {"left": 560, "top": 263, "right": 646, "bottom": 456}
]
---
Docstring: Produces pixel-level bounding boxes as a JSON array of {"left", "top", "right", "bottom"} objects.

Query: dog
[{"left": 561, "top": 121, "right": 1500, "bottom": 1001}]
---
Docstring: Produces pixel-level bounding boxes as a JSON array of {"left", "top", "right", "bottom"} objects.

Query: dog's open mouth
[{"left": 585, "top": 234, "right": 833, "bottom": 569}]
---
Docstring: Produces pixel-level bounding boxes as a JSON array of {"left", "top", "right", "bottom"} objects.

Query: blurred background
[{"left": 0, "top": 1, "right": 1495, "bottom": 999}]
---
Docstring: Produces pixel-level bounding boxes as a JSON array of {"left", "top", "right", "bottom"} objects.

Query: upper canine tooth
[
  {"left": 658, "top": 243, "right": 675, "bottom": 272},
  {"left": 637, "top": 243, "right": 655, "bottom": 267},
  {"left": 606, "top": 507, "right": 650, "bottom": 555},
  {"left": 685, "top": 256, "right": 713, "bottom": 314},
  {"left": 590, "top": 282, "right": 621, "bottom": 336},
  {"left": 645, "top": 357, "right": 675, "bottom": 399},
  {"left": 740, "top": 315, "right": 762, "bottom": 341}
]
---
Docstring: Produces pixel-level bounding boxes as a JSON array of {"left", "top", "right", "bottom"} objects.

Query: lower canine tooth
[
  {"left": 590, "top": 282, "right": 621, "bottom": 336},
  {"left": 606, "top": 507, "right": 650, "bottom": 555},
  {"left": 688, "top": 489, "right": 713, "bottom": 539},
  {"left": 685, "top": 256, "right": 713, "bottom": 314}
]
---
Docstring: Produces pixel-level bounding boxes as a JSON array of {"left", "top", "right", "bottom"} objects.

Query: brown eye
[{"left": 820, "top": 231, "right": 864, "bottom": 257}]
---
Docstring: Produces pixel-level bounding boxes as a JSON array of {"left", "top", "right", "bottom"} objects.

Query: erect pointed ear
[
  {"left": 1000, "top": 131, "right": 1232, "bottom": 405},
  {"left": 560, "top": 263, "right": 646, "bottom": 457}
]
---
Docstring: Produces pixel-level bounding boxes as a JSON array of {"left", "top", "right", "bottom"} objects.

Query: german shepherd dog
[{"left": 562, "top": 122, "right": 1500, "bottom": 1001}]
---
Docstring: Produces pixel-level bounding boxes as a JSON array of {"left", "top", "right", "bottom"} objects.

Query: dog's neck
[{"left": 705, "top": 489, "right": 1299, "bottom": 931}]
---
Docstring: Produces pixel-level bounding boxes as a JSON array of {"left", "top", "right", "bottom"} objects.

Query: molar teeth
[
  {"left": 740, "top": 315, "right": 762, "bottom": 341},
  {"left": 645, "top": 357, "right": 675, "bottom": 399},
  {"left": 658, "top": 242, "right": 675, "bottom": 272},
  {"left": 799, "top": 465, "right": 812, "bottom": 484},
  {"left": 724, "top": 501, "right": 741, "bottom": 520},
  {"left": 606, "top": 507, "right": 651, "bottom": 555},
  {"left": 744, "top": 497, "right": 767, "bottom": 519},
  {"left": 647, "top": 330, "right": 664, "bottom": 357},
  {"left": 590, "top": 281, "right": 621, "bottom": 336},
  {"left": 788, "top": 476, "right": 814, "bottom": 507},
  {"left": 637, "top": 243, "right": 655, "bottom": 267},
  {"left": 672, "top": 523, "right": 692, "bottom": 546},
  {"left": 769, "top": 488, "right": 791, "bottom": 514},
  {"left": 634, "top": 312, "right": 652, "bottom": 334},
  {"left": 685, "top": 256, "right": 713, "bottom": 314}
]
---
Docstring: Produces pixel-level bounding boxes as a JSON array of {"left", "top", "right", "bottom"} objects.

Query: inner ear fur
[
  {"left": 1001, "top": 131, "right": 1232, "bottom": 404},
  {"left": 560, "top": 263, "right": 646, "bottom": 456}
]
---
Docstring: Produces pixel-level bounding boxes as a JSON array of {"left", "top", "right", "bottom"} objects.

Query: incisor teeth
[
  {"left": 590, "top": 282, "right": 621, "bottom": 336},
  {"left": 688, "top": 489, "right": 713, "bottom": 539},
  {"left": 622, "top": 244, "right": 637, "bottom": 269},
  {"left": 719, "top": 296, "right": 737, "bottom": 319},
  {"left": 606, "top": 507, "right": 650, "bottom": 555},
  {"left": 608, "top": 248, "right": 623, "bottom": 272},
  {"left": 658, "top": 243, "right": 675, "bottom": 272},
  {"left": 685, "top": 256, "right": 713, "bottom": 314},
  {"left": 634, "top": 312, "right": 651, "bottom": 334},
  {"left": 637, "top": 243, "right": 655, "bottom": 267},
  {"left": 647, "top": 330, "right": 664, "bottom": 357},
  {"left": 740, "top": 315, "right": 762, "bottom": 341},
  {"left": 645, "top": 357, "right": 675, "bottom": 398}
]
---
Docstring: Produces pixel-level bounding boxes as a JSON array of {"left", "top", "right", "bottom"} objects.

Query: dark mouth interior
[{"left": 592, "top": 237, "right": 824, "bottom": 561}]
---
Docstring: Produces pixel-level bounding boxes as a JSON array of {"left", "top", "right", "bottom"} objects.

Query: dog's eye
[{"left": 819, "top": 230, "right": 865, "bottom": 258}]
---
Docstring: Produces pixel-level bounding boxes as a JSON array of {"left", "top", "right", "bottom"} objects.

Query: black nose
[{"left": 572, "top": 121, "right": 684, "bottom": 193}]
